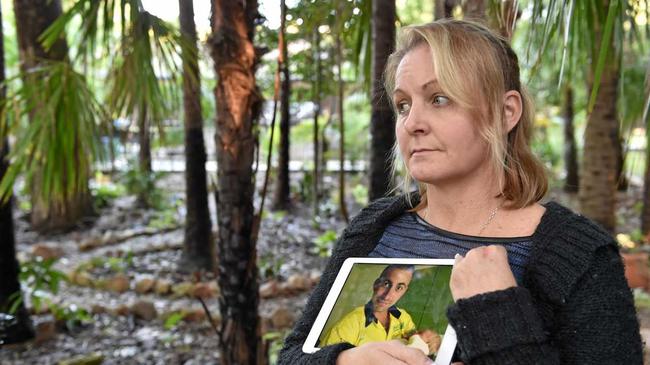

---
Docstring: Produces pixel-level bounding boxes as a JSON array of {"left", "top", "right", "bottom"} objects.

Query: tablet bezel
[{"left": 302, "top": 257, "right": 457, "bottom": 365}]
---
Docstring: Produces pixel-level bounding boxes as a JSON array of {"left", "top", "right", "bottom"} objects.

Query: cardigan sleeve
[{"left": 446, "top": 244, "right": 643, "bottom": 364}]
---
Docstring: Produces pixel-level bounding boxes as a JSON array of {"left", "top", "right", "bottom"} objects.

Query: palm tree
[
  {"left": 178, "top": 0, "right": 213, "bottom": 272},
  {"left": 0, "top": 3, "right": 34, "bottom": 344},
  {"left": 42, "top": 0, "right": 186, "bottom": 207},
  {"left": 368, "top": 0, "right": 396, "bottom": 202},
  {"left": 209, "top": 0, "right": 263, "bottom": 363},
  {"left": 273, "top": 0, "right": 291, "bottom": 211},
  {"left": 10, "top": 0, "right": 94, "bottom": 232},
  {"left": 527, "top": 0, "right": 645, "bottom": 232}
]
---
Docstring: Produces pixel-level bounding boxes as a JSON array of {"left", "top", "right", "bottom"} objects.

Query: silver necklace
[
  {"left": 477, "top": 204, "right": 500, "bottom": 236},
  {"left": 423, "top": 202, "right": 501, "bottom": 236}
]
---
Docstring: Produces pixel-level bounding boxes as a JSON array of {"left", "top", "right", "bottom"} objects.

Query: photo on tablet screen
[{"left": 302, "top": 258, "right": 457, "bottom": 365}]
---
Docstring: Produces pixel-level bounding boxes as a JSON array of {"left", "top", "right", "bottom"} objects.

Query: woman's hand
[
  {"left": 336, "top": 340, "right": 433, "bottom": 365},
  {"left": 450, "top": 245, "right": 517, "bottom": 301}
]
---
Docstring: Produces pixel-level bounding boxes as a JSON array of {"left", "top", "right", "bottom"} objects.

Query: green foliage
[
  {"left": 163, "top": 312, "right": 185, "bottom": 330},
  {"left": 0, "top": 61, "right": 108, "bottom": 208},
  {"left": 77, "top": 251, "right": 134, "bottom": 274},
  {"left": 351, "top": 184, "right": 368, "bottom": 206},
  {"left": 634, "top": 288, "right": 650, "bottom": 309},
  {"left": 119, "top": 163, "right": 167, "bottom": 209},
  {"left": 91, "top": 181, "right": 127, "bottom": 209},
  {"left": 9, "top": 257, "right": 90, "bottom": 326},
  {"left": 264, "top": 330, "right": 289, "bottom": 365},
  {"left": 258, "top": 253, "right": 284, "bottom": 280},
  {"left": 152, "top": 127, "right": 184, "bottom": 149},
  {"left": 148, "top": 193, "right": 182, "bottom": 229},
  {"left": 312, "top": 230, "right": 337, "bottom": 257}
]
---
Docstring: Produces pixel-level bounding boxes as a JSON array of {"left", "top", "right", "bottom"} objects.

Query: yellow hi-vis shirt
[{"left": 321, "top": 304, "right": 416, "bottom": 346}]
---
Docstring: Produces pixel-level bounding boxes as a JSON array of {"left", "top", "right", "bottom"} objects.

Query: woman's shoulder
[
  {"left": 526, "top": 201, "right": 620, "bottom": 303},
  {"left": 536, "top": 201, "right": 616, "bottom": 248}
]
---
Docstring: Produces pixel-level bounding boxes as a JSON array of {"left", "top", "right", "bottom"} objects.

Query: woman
[{"left": 278, "top": 19, "right": 643, "bottom": 365}]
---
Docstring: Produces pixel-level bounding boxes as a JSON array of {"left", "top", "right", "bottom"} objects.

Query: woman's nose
[{"left": 403, "top": 102, "right": 428, "bottom": 134}]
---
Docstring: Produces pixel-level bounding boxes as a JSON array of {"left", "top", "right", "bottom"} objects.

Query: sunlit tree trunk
[
  {"left": 13, "top": 0, "right": 92, "bottom": 232},
  {"left": 210, "top": 0, "right": 263, "bottom": 363},
  {"left": 312, "top": 28, "right": 321, "bottom": 215},
  {"left": 579, "top": 0, "right": 618, "bottom": 232},
  {"left": 335, "top": 27, "right": 349, "bottom": 223},
  {"left": 369, "top": 0, "right": 396, "bottom": 202},
  {"left": 462, "top": 0, "right": 486, "bottom": 21},
  {"left": 273, "top": 0, "right": 291, "bottom": 210},
  {"left": 179, "top": 0, "right": 213, "bottom": 272},
  {"left": 563, "top": 85, "right": 579, "bottom": 192},
  {"left": 0, "top": 4, "right": 34, "bottom": 344}
]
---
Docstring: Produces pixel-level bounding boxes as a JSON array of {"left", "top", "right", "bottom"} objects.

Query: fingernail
[{"left": 454, "top": 253, "right": 462, "bottom": 259}]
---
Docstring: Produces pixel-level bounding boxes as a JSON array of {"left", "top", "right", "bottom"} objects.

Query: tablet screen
[{"left": 303, "top": 258, "right": 457, "bottom": 365}]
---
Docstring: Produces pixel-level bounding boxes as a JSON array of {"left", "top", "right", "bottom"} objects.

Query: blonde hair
[{"left": 384, "top": 19, "right": 547, "bottom": 210}]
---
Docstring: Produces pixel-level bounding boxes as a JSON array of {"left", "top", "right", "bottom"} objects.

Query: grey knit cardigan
[{"left": 278, "top": 195, "right": 643, "bottom": 364}]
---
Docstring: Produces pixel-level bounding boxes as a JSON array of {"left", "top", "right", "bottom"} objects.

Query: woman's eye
[
  {"left": 396, "top": 101, "right": 410, "bottom": 114},
  {"left": 432, "top": 95, "right": 450, "bottom": 106}
]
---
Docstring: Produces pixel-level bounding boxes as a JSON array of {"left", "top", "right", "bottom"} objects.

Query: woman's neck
[{"left": 421, "top": 169, "right": 504, "bottom": 236}]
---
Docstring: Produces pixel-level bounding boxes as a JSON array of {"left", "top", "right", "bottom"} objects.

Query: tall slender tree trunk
[
  {"left": 642, "top": 138, "right": 650, "bottom": 235},
  {"left": 0, "top": 4, "right": 34, "bottom": 344},
  {"left": 563, "top": 85, "right": 579, "bottom": 192},
  {"left": 616, "top": 137, "right": 628, "bottom": 191},
  {"left": 209, "top": 1, "right": 263, "bottom": 364},
  {"left": 369, "top": 0, "right": 396, "bottom": 202},
  {"left": 179, "top": 0, "right": 213, "bottom": 272},
  {"left": 579, "top": 1, "right": 618, "bottom": 232},
  {"left": 435, "top": 0, "right": 456, "bottom": 20},
  {"left": 335, "top": 30, "right": 349, "bottom": 223},
  {"left": 13, "top": 0, "right": 92, "bottom": 232},
  {"left": 462, "top": 0, "right": 486, "bottom": 21},
  {"left": 312, "top": 29, "right": 321, "bottom": 215},
  {"left": 273, "top": 0, "right": 291, "bottom": 210}
]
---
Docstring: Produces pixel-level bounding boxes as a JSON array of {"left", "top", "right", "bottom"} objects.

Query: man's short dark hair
[{"left": 376, "top": 264, "right": 415, "bottom": 282}]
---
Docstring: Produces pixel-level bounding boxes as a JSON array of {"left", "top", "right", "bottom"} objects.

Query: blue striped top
[{"left": 369, "top": 212, "right": 533, "bottom": 284}]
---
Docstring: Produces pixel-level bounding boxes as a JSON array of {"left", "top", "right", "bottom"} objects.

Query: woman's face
[{"left": 393, "top": 45, "right": 491, "bottom": 186}]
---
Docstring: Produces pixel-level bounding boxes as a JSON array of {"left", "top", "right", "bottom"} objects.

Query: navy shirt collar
[{"left": 364, "top": 300, "right": 402, "bottom": 327}]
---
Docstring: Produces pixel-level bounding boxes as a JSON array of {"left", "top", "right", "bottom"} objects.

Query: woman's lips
[{"left": 411, "top": 149, "right": 438, "bottom": 156}]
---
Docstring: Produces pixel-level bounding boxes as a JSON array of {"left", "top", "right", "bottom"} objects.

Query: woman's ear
[{"left": 503, "top": 90, "right": 523, "bottom": 133}]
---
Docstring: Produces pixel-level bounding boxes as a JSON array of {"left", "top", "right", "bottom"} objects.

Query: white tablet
[{"left": 303, "top": 258, "right": 457, "bottom": 365}]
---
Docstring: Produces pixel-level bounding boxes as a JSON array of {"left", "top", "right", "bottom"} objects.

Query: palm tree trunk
[
  {"left": 435, "top": 0, "right": 456, "bottom": 20},
  {"left": 563, "top": 85, "right": 579, "bottom": 192},
  {"left": 14, "top": 0, "right": 92, "bottom": 232},
  {"left": 369, "top": 0, "right": 396, "bottom": 202},
  {"left": 273, "top": 0, "right": 291, "bottom": 211},
  {"left": 462, "top": 0, "right": 486, "bottom": 21},
  {"left": 312, "top": 28, "right": 321, "bottom": 215},
  {"left": 579, "top": 2, "right": 618, "bottom": 232},
  {"left": 641, "top": 134, "right": 650, "bottom": 235},
  {"left": 210, "top": 0, "right": 263, "bottom": 363},
  {"left": 335, "top": 29, "right": 349, "bottom": 223},
  {"left": 0, "top": 4, "right": 33, "bottom": 344},
  {"left": 179, "top": 0, "right": 213, "bottom": 272}
]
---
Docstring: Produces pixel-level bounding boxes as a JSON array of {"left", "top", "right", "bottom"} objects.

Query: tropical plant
[
  {"left": 526, "top": 0, "right": 650, "bottom": 232},
  {"left": 42, "top": 0, "right": 188, "bottom": 206}
]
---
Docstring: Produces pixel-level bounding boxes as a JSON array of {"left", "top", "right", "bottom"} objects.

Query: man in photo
[{"left": 321, "top": 264, "right": 440, "bottom": 354}]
